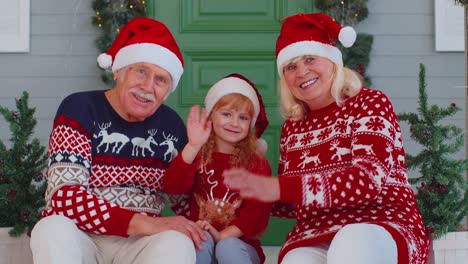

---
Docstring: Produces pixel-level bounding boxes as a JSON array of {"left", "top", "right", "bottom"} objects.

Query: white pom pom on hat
[
  {"left": 97, "top": 53, "right": 112, "bottom": 69},
  {"left": 338, "top": 26, "right": 357, "bottom": 48},
  {"left": 276, "top": 13, "right": 357, "bottom": 75},
  {"left": 256, "top": 137, "right": 268, "bottom": 155}
]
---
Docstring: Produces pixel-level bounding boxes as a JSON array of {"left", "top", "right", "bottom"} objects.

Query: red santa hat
[
  {"left": 97, "top": 17, "right": 184, "bottom": 92},
  {"left": 204, "top": 73, "right": 269, "bottom": 140},
  {"left": 275, "top": 13, "right": 356, "bottom": 75}
]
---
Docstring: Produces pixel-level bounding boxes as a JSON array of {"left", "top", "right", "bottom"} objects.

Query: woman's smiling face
[{"left": 283, "top": 55, "right": 336, "bottom": 110}]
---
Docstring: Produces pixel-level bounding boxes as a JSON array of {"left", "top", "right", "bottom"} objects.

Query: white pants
[
  {"left": 281, "top": 223, "right": 398, "bottom": 264},
  {"left": 30, "top": 215, "right": 196, "bottom": 264}
]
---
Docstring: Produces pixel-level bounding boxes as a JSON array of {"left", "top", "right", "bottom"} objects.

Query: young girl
[{"left": 164, "top": 73, "right": 272, "bottom": 264}]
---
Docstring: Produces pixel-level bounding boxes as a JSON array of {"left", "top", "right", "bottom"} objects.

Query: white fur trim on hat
[
  {"left": 205, "top": 77, "right": 260, "bottom": 127},
  {"left": 276, "top": 40, "right": 343, "bottom": 75},
  {"left": 111, "top": 43, "right": 183, "bottom": 92}
]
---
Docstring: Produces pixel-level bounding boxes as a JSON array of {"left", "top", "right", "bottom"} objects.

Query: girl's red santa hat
[
  {"left": 204, "top": 73, "right": 269, "bottom": 152},
  {"left": 97, "top": 17, "right": 184, "bottom": 92},
  {"left": 275, "top": 13, "right": 356, "bottom": 75}
]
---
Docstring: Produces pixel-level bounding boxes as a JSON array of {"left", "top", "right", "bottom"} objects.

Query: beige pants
[{"left": 30, "top": 215, "right": 196, "bottom": 264}]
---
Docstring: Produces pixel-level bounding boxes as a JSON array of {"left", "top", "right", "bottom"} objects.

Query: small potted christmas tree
[
  {"left": 0, "top": 91, "right": 47, "bottom": 262},
  {"left": 398, "top": 64, "right": 468, "bottom": 263}
]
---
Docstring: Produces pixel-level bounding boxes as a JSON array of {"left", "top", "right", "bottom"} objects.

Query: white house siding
[
  {"left": 0, "top": 0, "right": 103, "bottom": 146},
  {"left": 357, "top": 0, "right": 466, "bottom": 168},
  {"left": 0, "top": 0, "right": 466, "bottom": 162}
]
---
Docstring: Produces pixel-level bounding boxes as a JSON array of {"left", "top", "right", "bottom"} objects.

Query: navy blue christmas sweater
[{"left": 41, "top": 90, "right": 187, "bottom": 236}]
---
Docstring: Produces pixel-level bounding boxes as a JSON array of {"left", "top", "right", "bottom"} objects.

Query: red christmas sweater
[
  {"left": 165, "top": 152, "right": 272, "bottom": 263},
  {"left": 273, "top": 88, "right": 429, "bottom": 263},
  {"left": 41, "top": 90, "right": 187, "bottom": 236}
]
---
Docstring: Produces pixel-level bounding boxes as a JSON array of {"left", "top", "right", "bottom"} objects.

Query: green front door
[{"left": 148, "top": 0, "right": 315, "bottom": 245}]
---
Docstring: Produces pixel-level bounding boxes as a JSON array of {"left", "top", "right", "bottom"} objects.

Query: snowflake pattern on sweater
[
  {"left": 41, "top": 90, "right": 187, "bottom": 236},
  {"left": 274, "top": 88, "right": 429, "bottom": 264}
]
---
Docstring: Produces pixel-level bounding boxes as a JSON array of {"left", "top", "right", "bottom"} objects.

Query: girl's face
[
  {"left": 210, "top": 99, "right": 253, "bottom": 154},
  {"left": 283, "top": 55, "right": 335, "bottom": 110}
]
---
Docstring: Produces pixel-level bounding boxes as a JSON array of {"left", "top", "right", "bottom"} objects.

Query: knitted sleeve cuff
[
  {"left": 279, "top": 175, "right": 303, "bottom": 204},
  {"left": 105, "top": 207, "right": 138, "bottom": 236},
  {"left": 164, "top": 154, "right": 198, "bottom": 194},
  {"left": 176, "top": 153, "right": 198, "bottom": 170}
]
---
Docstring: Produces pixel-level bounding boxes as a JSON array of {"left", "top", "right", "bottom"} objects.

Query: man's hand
[{"left": 127, "top": 214, "right": 207, "bottom": 249}]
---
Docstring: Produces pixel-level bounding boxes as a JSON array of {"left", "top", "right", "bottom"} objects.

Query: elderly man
[{"left": 30, "top": 17, "right": 205, "bottom": 264}]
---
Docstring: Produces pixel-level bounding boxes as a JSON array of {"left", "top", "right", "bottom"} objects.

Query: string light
[{"left": 322, "top": 0, "right": 363, "bottom": 26}]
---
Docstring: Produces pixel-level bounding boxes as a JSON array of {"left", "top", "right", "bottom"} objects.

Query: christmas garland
[
  {"left": 91, "top": 0, "right": 373, "bottom": 85},
  {"left": 92, "top": 0, "right": 147, "bottom": 84},
  {"left": 315, "top": 0, "right": 373, "bottom": 85},
  {"left": 455, "top": 0, "right": 468, "bottom": 6}
]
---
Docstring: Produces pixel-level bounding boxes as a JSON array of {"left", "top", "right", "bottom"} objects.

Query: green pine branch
[
  {"left": 0, "top": 91, "right": 47, "bottom": 237},
  {"left": 455, "top": 0, "right": 468, "bottom": 7},
  {"left": 315, "top": 0, "right": 373, "bottom": 86},
  {"left": 91, "top": 0, "right": 147, "bottom": 85},
  {"left": 341, "top": 33, "right": 373, "bottom": 86},
  {"left": 398, "top": 64, "right": 468, "bottom": 239},
  {"left": 315, "top": 0, "right": 369, "bottom": 25}
]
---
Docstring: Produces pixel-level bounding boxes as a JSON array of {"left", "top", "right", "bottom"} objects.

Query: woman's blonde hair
[
  {"left": 200, "top": 93, "right": 258, "bottom": 168},
  {"left": 279, "top": 60, "right": 363, "bottom": 121}
]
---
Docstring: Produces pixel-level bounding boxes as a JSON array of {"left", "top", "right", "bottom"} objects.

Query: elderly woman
[{"left": 223, "top": 13, "right": 429, "bottom": 264}]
